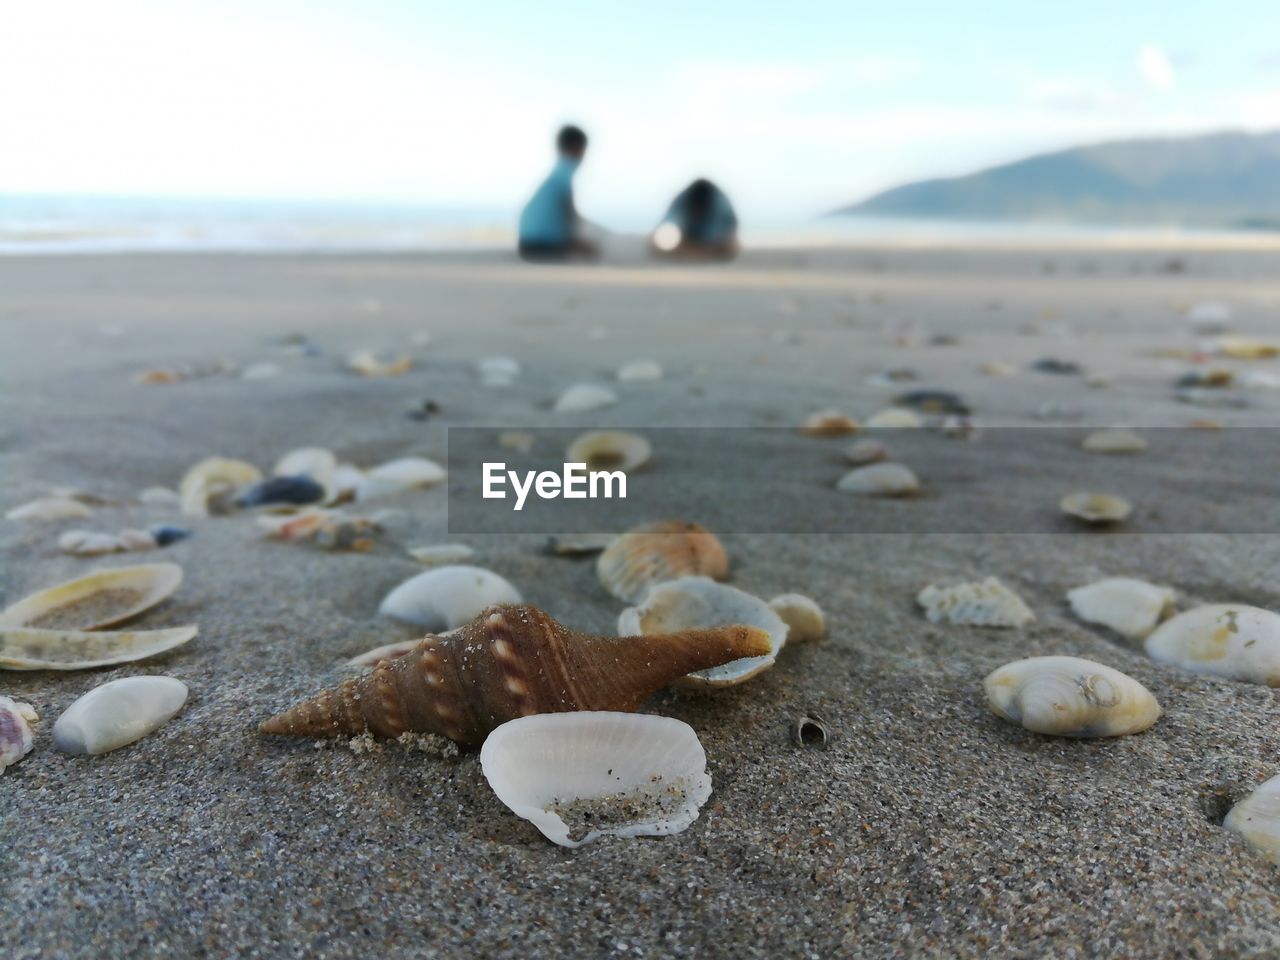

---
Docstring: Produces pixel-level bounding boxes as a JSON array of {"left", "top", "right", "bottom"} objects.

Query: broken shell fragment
[
  {"left": 800, "top": 409, "right": 860, "bottom": 437},
  {"left": 0, "top": 697, "right": 37, "bottom": 774},
  {"left": 554, "top": 383, "right": 618, "bottom": 413},
  {"left": 6, "top": 497, "right": 93, "bottom": 522},
  {"left": 1082, "top": 429, "right": 1148, "bottom": 454},
  {"left": 984, "top": 656, "right": 1160, "bottom": 737},
  {"left": 378, "top": 565, "right": 522, "bottom": 631},
  {"left": 566, "top": 430, "right": 651, "bottom": 473},
  {"left": 407, "top": 544, "right": 476, "bottom": 566},
  {"left": 596, "top": 520, "right": 729, "bottom": 604},
  {"left": 480, "top": 711, "right": 712, "bottom": 847},
  {"left": 845, "top": 439, "right": 889, "bottom": 465},
  {"left": 1066, "top": 577, "right": 1175, "bottom": 639},
  {"left": 617, "top": 576, "right": 787, "bottom": 686},
  {"left": 0, "top": 624, "right": 197, "bottom": 670},
  {"left": 179, "top": 457, "right": 262, "bottom": 516},
  {"left": 1145, "top": 604, "right": 1280, "bottom": 686},
  {"left": 768, "top": 593, "right": 826, "bottom": 643},
  {"left": 0, "top": 563, "right": 184, "bottom": 632},
  {"left": 1224, "top": 775, "right": 1280, "bottom": 865},
  {"left": 617, "top": 360, "right": 663, "bottom": 382},
  {"left": 836, "top": 463, "right": 919, "bottom": 496},
  {"left": 1060, "top": 491, "right": 1132, "bottom": 524},
  {"left": 792, "top": 713, "right": 828, "bottom": 748},
  {"left": 347, "top": 350, "right": 411, "bottom": 377},
  {"left": 53, "top": 676, "right": 188, "bottom": 756},
  {"left": 918, "top": 577, "right": 1034, "bottom": 627},
  {"left": 355, "top": 457, "right": 446, "bottom": 501},
  {"left": 864, "top": 408, "right": 923, "bottom": 429}
]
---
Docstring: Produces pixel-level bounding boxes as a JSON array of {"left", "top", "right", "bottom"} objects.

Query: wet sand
[{"left": 4, "top": 247, "right": 1280, "bottom": 958}]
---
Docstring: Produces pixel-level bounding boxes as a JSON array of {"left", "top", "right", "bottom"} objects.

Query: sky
[{"left": 2, "top": 0, "right": 1279, "bottom": 223}]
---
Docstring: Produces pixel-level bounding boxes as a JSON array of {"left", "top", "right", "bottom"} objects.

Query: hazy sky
[{"left": 3, "top": 0, "right": 1279, "bottom": 221}]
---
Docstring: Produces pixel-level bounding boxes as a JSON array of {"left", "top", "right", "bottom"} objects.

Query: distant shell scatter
[
  {"left": 1145, "top": 604, "right": 1280, "bottom": 686},
  {"left": 53, "top": 676, "right": 189, "bottom": 756},
  {"left": 0, "top": 697, "right": 37, "bottom": 774},
  {"left": 596, "top": 521, "right": 729, "bottom": 604},
  {"left": 865, "top": 408, "right": 923, "bottom": 429},
  {"left": 984, "top": 656, "right": 1160, "bottom": 737},
  {"left": 1066, "top": 578, "right": 1175, "bottom": 639},
  {"left": 0, "top": 563, "right": 184, "bottom": 632},
  {"left": 768, "top": 593, "right": 826, "bottom": 643},
  {"left": 1224, "top": 775, "right": 1280, "bottom": 865},
  {"left": 378, "top": 565, "right": 522, "bottom": 631},
  {"left": 918, "top": 577, "right": 1034, "bottom": 627},
  {"left": 554, "top": 383, "right": 618, "bottom": 413}
]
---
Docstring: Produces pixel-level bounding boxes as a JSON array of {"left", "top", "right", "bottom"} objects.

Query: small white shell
[
  {"left": 476, "top": 356, "right": 520, "bottom": 386},
  {"left": 865, "top": 408, "right": 923, "bottom": 429},
  {"left": 918, "top": 577, "right": 1035, "bottom": 627},
  {"left": 617, "top": 360, "right": 663, "bottom": 382},
  {"left": 53, "top": 676, "right": 188, "bottom": 756},
  {"left": 768, "top": 593, "right": 826, "bottom": 642},
  {"left": 845, "top": 439, "right": 888, "bottom": 465},
  {"left": 179, "top": 457, "right": 262, "bottom": 516},
  {"left": 378, "top": 565, "right": 522, "bottom": 631},
  {"left": 480, "top": 711, "right": 712, "bottom": 848},
  {"left": 1060, "top": 491, "right": 1132, "bottom": 524},
  {"left": 273, "top": 447, "right": 338, "bottom": 499},
  {"left": 554, "top": 383, "right": 619, "bottom": 413},
  {"left": 618, "top": 576, "right": 787, "bottom": 686},
  {"left": 984, "top": 656, "right": 1161, "bottom": 737},
  {"left": 0, "top": 563, "right": 184, "bottom": 632},
  {"left": 1225, "top": 775, "right": 1280, "bottom": 864},
  {"left": 566, "top": 431, "right": 651, "bottom": 473},
  {"left": 1145, "top": 604, "right": 1280, "bottom": 686},
  {"left": 0, "top": 697, "right": 37, "bottom": 774},
  {"left": 836, "top": 463, "right": 919, "bottom": 496},
  {"left": 1081, "top": 429, "right": 1148, "bottom": 454},
  {"left": 58, "top": 530, "right": 127, "bottom": 556},
  {"left": 355, "top": 457, "right": 447, "bottom": 502},
  {"left": 407, "top": 544, "right": 476, "bottom": 566},
  {"left": 1066, "top": 577, "right": 1175, "bottom": 639},
  {"left": 347, "top": 350, "right": 411, "bottom": 377},
  {"left": 0, "top": 625, "right": 197, "bottom": 671},
  {"left": 6, "top": 497, "right": 93, "bottom": 522}
]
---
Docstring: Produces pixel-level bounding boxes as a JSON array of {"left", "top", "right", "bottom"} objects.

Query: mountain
[{"left": 833, "top": 130, "right": 1280, "bottom": 228}]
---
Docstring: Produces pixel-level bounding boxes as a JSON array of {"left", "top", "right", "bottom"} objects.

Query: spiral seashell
[
  {"left": 984, "top": 656, "right": 1160, "bottom": 737},
  {"left": 260, "top": 604, "right": 772, "bottom": 747},
  {"left": 596, "top": 521, "right": 729, "bottom": 604}
]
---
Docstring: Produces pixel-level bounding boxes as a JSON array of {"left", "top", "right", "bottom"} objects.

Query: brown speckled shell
[{"left": 595, "top": 521, "right": 729, "bottom": 604}]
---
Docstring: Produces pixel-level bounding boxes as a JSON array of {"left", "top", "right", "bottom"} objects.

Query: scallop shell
[
  {"left": 53, "top": 676, "right": 188, "bottom": 756},
  {"left": 480, "top": 712, "right": 712, "bottom": 848},
  {"left": 179, "top": 457, "right": 262, "bottom": 515},
  {"left": 617, "top": 360, "right": 663, "bottom": 382},
  {"left": 0, "top": 563, "right": 184, "bottom": 632},
  {"left": 768, "top": 593, "right": 826, "bottom": 643},
  {"left": 918, "top": 578, "right": 1035, "bottom": 627},
  {"left": 407, "top": 544, "right": 476, "bottom": 566},
  {"left": 800, "top": 410, "right": 860, "bottom": 437},
  {"left": 1224, "top": 775, "right": 1280, "bottom": 864},
  {"left": 6, "top": 497, "right": 94, "bottom": 522},
  {"left": 1081, "top": 429, "right": 1147, "bottom": 454},
  {"left": 1066, "top": 577, "right": 1175, "bottom": 639},
  {"left": 1144, "top": 604, "right": 1280, "bottom": 686},
  {"left": 865, "top": 408, "right": 923, "bottom": 429},
  {"left": 845, "top": 439, "right": 888, "bottom": 465},
  {"left": 355, "top": 457, "right": 447, "bottom": 501},
  {"left": 378, "top": 565, "right": 522, "bottom": 631},
  {"left": 566, "top": 430, "right": 651, "bottom": 473},
  {"left": 984, "top": 656, "right": 1161, "bottom": 737},
  {"left": 617, "top": 576, "right": 787, "bottom": 686},
  {"left": 0, "top": 624, "right": 197, "bottom": 670},
  {"left": 273, "top": 447, "right": 338, "bottom": 500},
  {"left": 596, "top": 521, "right": 730, "bottom": 604},
  {"left": 0, "top": 697, "right": 37, "bottom": 774},
  {"left": 1060, "top": 491, "right": 1132, "bottom": 524},
  {"left": 554, "top": 383, "right": 618, "bottom": 413},
  {"left": 836, "top": 463, "right": 919, "bottom": 496}
]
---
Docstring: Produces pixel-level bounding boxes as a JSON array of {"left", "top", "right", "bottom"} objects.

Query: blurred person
[
  {"left": 518, "top": 124, "right": 598, "bottom": 262},
  {"left": 650, "top": 178, "right": 739, "bottom": 261}
]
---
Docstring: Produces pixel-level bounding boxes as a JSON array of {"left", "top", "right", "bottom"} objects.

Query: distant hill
[{"left": 834, "top": 130, "right": 1280, "bottom": 228}]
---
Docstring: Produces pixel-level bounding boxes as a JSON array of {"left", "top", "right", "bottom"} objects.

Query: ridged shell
[
  {"left": 378, "top": 565, "right": 522, "bottom": 631},
  {"left": 596, "top": 521, "right": 730, "bottom": 604},
  {"left": 617, "top": 576, "right": 787, "bottom": 686},
  {"left": 53, "top": 676, "right": 189, "bottom": 756},
  {"left": 984, "top": 656, "right": 1161, "bottom": 737},
  {"left": 1224, "top": 775, "right": 1280, "bottom": 864},
  {"left": 6, "top": 497, "right": 93, "bottom": 522},
  {"left": 1, "top": 624, "right": 197, "bottom": 670},
  {"left": 0, "top": 563, "right": 183, "bottom": 632},
  {"left": 1060, "top": 491, "right": 1132, "bottom": 523},
  {"left": 355, "top": 457, "right": 447, "bottom": 502},
  {"left": 836, "top": 463, "right": 919, "bottom": 496},
  {"left": 1066, "top": 577, "right": 1175, "bottom": 639},
  {"left": 554, "top": 383, "right": 618, "bottom": 413},
  {"left": 261, "top": 604, "right": 771, "bottom": 747},
  {"left": 1081, "top": 429, "right": 1148, "bottom": 454},
  {"left": 800, "top": 410, "right": 860, "bottom": 437},
  {"left": 566, "top": 430, "right": 651, "bottom": 473},
  {"left": 918, "top": 578, "right": 1034, "bottom": 627},
  {"left": 481, "top": 712, "right": 711, "bottom": 847},
  {"left": 0, "top": 697, "right": 37, "bottom": 774},
  {"left": 768, "top": 593, "right": 826, "bottom": 643},
  {"left": 180, "top": 458, "right": 262, "bottom": 515},
  {"left": 1145, "top": 604, "right": 1280, "bottom": 686}
]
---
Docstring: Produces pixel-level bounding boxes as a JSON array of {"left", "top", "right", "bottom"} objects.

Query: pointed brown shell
[
  {"left": 260, "top": 604, "right": 770, "bottom": 747},
  {"left": 596, "top": 521, "right": 729, "bottom": 604}
]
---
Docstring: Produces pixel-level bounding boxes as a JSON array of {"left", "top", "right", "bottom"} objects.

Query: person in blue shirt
[
  {"left": 518, "top": 125, "right": 597, "bottom": 262},
  {"left": 650, "top": 178, "right": 739, "bottom": 261}
]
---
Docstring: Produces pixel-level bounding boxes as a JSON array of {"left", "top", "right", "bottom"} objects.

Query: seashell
[
  {"left": 547, "top": 533, "right": 615, "bottom": 556},
  {"left": 378, "top": 565, "right": 522, "bottom": 631},
  {"left": 1217, "top": 336, "right": 1277, "bottom": 360},
  {"left": 58, "top": 530, "right": 128, "bottom": 556},
  {"left": 845, "top": 439, "right": 889, "bottom": 465},
  {"left": 149, "top": 525, "right": 190, "bottom": 547},
  {"left": 1224, "top": 775, "right": 1280, "bottom": 864},
  {"left": 261, "top": 604, "right": 771, "bottom": 747},
  {"left": 139, "top": 486, "right": 181, "bottom": 507},
  {"left": 313, "top": 516, "right": 381, "bottom": 551},
  {"left": 241, "top": 361, "right": 280, "bottom": 380},
  {"left": 355, "top": 457, "right": 447, "bottom": 501},
  {"left": 1188, "top": 301, "right": 1232, "bottom": 326},
  {"left": 0, "top": 563, "right": 184, "bottom": 632},
  {"left": 497, "top": 431, "right": 535, "bottom": 453},
  {"left": 1066, "top": 577, "right": 1175, "bottom": 639},
  {"left": 257, "top": 508, "right": 334, "bottom": 541},
  {"left": 347, "top": 350, "right": 411, "bottom": 377},
  {"left": 554, "top": 383, "right": 618, "bottom": 413},
  {"left": 273, "top": 447, "right": 337, "bottom": 497},
  {"left": 566, "top": 430, "right": 651, "bottom": 473},
  {"left": 917, "top": 577, "right": 1034, "bottom": 627},
  {"left": 331, "top": 463, "right": 364, "bottom": 501},
  {"left": 892, "top": 389, "right": 970, "bottom": 415},
  {"left": 1031, "top": 357, "right": 1082, "bottom": 375},
  {"left": 768, "top": 593, "right": 826, "bottom": 643},
  {"left": 983, "top": 656, "right": 1160, "bottom": 737},
  {"left": 864, "top": 408, "right": 923, "bottom": 429},
  {"left": 179, "top": 457, "right": 262, "bottom": 516},
  {"left": 0, "top": 697, "right": 37, "bottom": 774},
  {"left": 617, "top": 576, "right": 787, "bottom": 686},
  {"left": 836, "top": 463, "right": 919, "bottom": 496},
  {"left": 800, "top": 410, "right": 860, "bottom": 437},
  {"left": 1175, "top": 387, "right": 1248, "bottom": 409},
  {"left": 476, "top": 356, "right": 520, "bottom": 386},
  {"left": 53, "top": 676, "right": 188, "bottom": 756},
  {"left": 133, "top": 368, "right": 184, "bottom": 386},
  {"left": 617, "top": 360, "right": 663, "bottom": 382},
  {"left": 1176, "top": 368, "right": 1234, "bottom": 389},
  {"left": 118, "top": 528, "right": 158, "bottom": 551},
  {"left": 1060, "top": 491, "right": 1132, "bottom": 524},
  {"left": 6, "top": 497, "right": 93, "bottom": 522},
  {"left": 979, "top": 360, "right": 1016, "bottom": 377},
  {"left": 0, "top": 624, "right": 197, "bottom": 670},
  {"left": 344, "top": 639, "right": 423, "bottom": 670},
  {"left": 792, "top": 713, "right": 828, "bottom": 748},
  {"left": 1145, "top": 604, "right": 1280, "bottom": 686},
  {"left": 596, "top": 521, "right": 729, "bottom": 604},
  {"left": 1082, "top": 429, "right": 1147, "bottom": 454},
  {"left": 407, "top": 544, "right": 476, "bottom": 566},
  {"left": 481, "top": 711, "right": 712, "bottom": 847},
  {"left": 236, "top": 475, "right": 327, "bottom": 508}
]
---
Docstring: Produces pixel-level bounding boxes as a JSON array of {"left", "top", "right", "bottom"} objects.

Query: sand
[{"left": 4, "top": 246, "right": 1280, "bottom": 958}]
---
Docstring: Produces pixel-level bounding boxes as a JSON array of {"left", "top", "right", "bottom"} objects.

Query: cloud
[{"left": 1138, "top": 44, "right": 1177, "bottom": 92}]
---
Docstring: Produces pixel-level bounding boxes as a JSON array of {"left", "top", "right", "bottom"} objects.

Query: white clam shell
[
  {"left": 918, "top": 577, "right": 1034, "bottom": 627},
  {"left": 617, "top": 360, "right": 663, "bottom": 382},
  {"left": 378, "top": 565, "right": 522, "bottom": 631},
  {"left": 53, "top": 676, "right": 188, "bottom": 756},
  {"left": 480, "top": 711, "right": 712, "bottom": 848},
  {"left": 179, "top": 457, "right": 262, "bottom": 516},
  {"left": 618, "top": 576, "right": 786, "bottom": 686},
  {"left": 0, "top": 697, "right": 37, "bottom": 774},
  {"left": 0, "top": 563, "right": 184, "bottom": 632},
  {"left": 554, "top": 383, "right": 618, "bottom": 413},
  {"left": 355, "top": 457, "right": 447, "bottom": 502},
  {"left": 1145, "top": 604, "right": 1280, "bottom": 686},
  {"left": 1081, "top": 429, "right": 1148, "bottom": 454},
  {"left": 566, "top": 430, "right": 651, "bottom": 473},
  {"left": 845, "top": 439, "right": 889, "bottom": 465},
  {"left": 6, "top": 497, "right": 94, "bottom": 522},
  {"left": 1060, "top": 491, "right": 1132, "bottom": 523},
  {"left": 1066, "top": 577, "right": 1175, "bottom": 639},
  {"left": 984, "top": 656, "right": 1161, "bottom": 737},
  {"left": 836, "top": 463, "right": 919, "bottom": 496},
  {"left": 407, "top": 544, "right": 476, "bottom": 566},
  {"left": 768, "top": 593, "right": 826, "bottom": 642},
  {"left": 1225, "top": 775, "right": 1280, "bottom": 865},
  {"left": 1, "top": 624, "right": 197, "bottom": 670},
  {"left": 865, "top": 408, "right": 923, "bottom": 429}
]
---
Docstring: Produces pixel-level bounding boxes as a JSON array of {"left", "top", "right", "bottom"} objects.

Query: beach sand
[{"left": 4, "top": 246, "right": 1280, "bottom": 958}]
